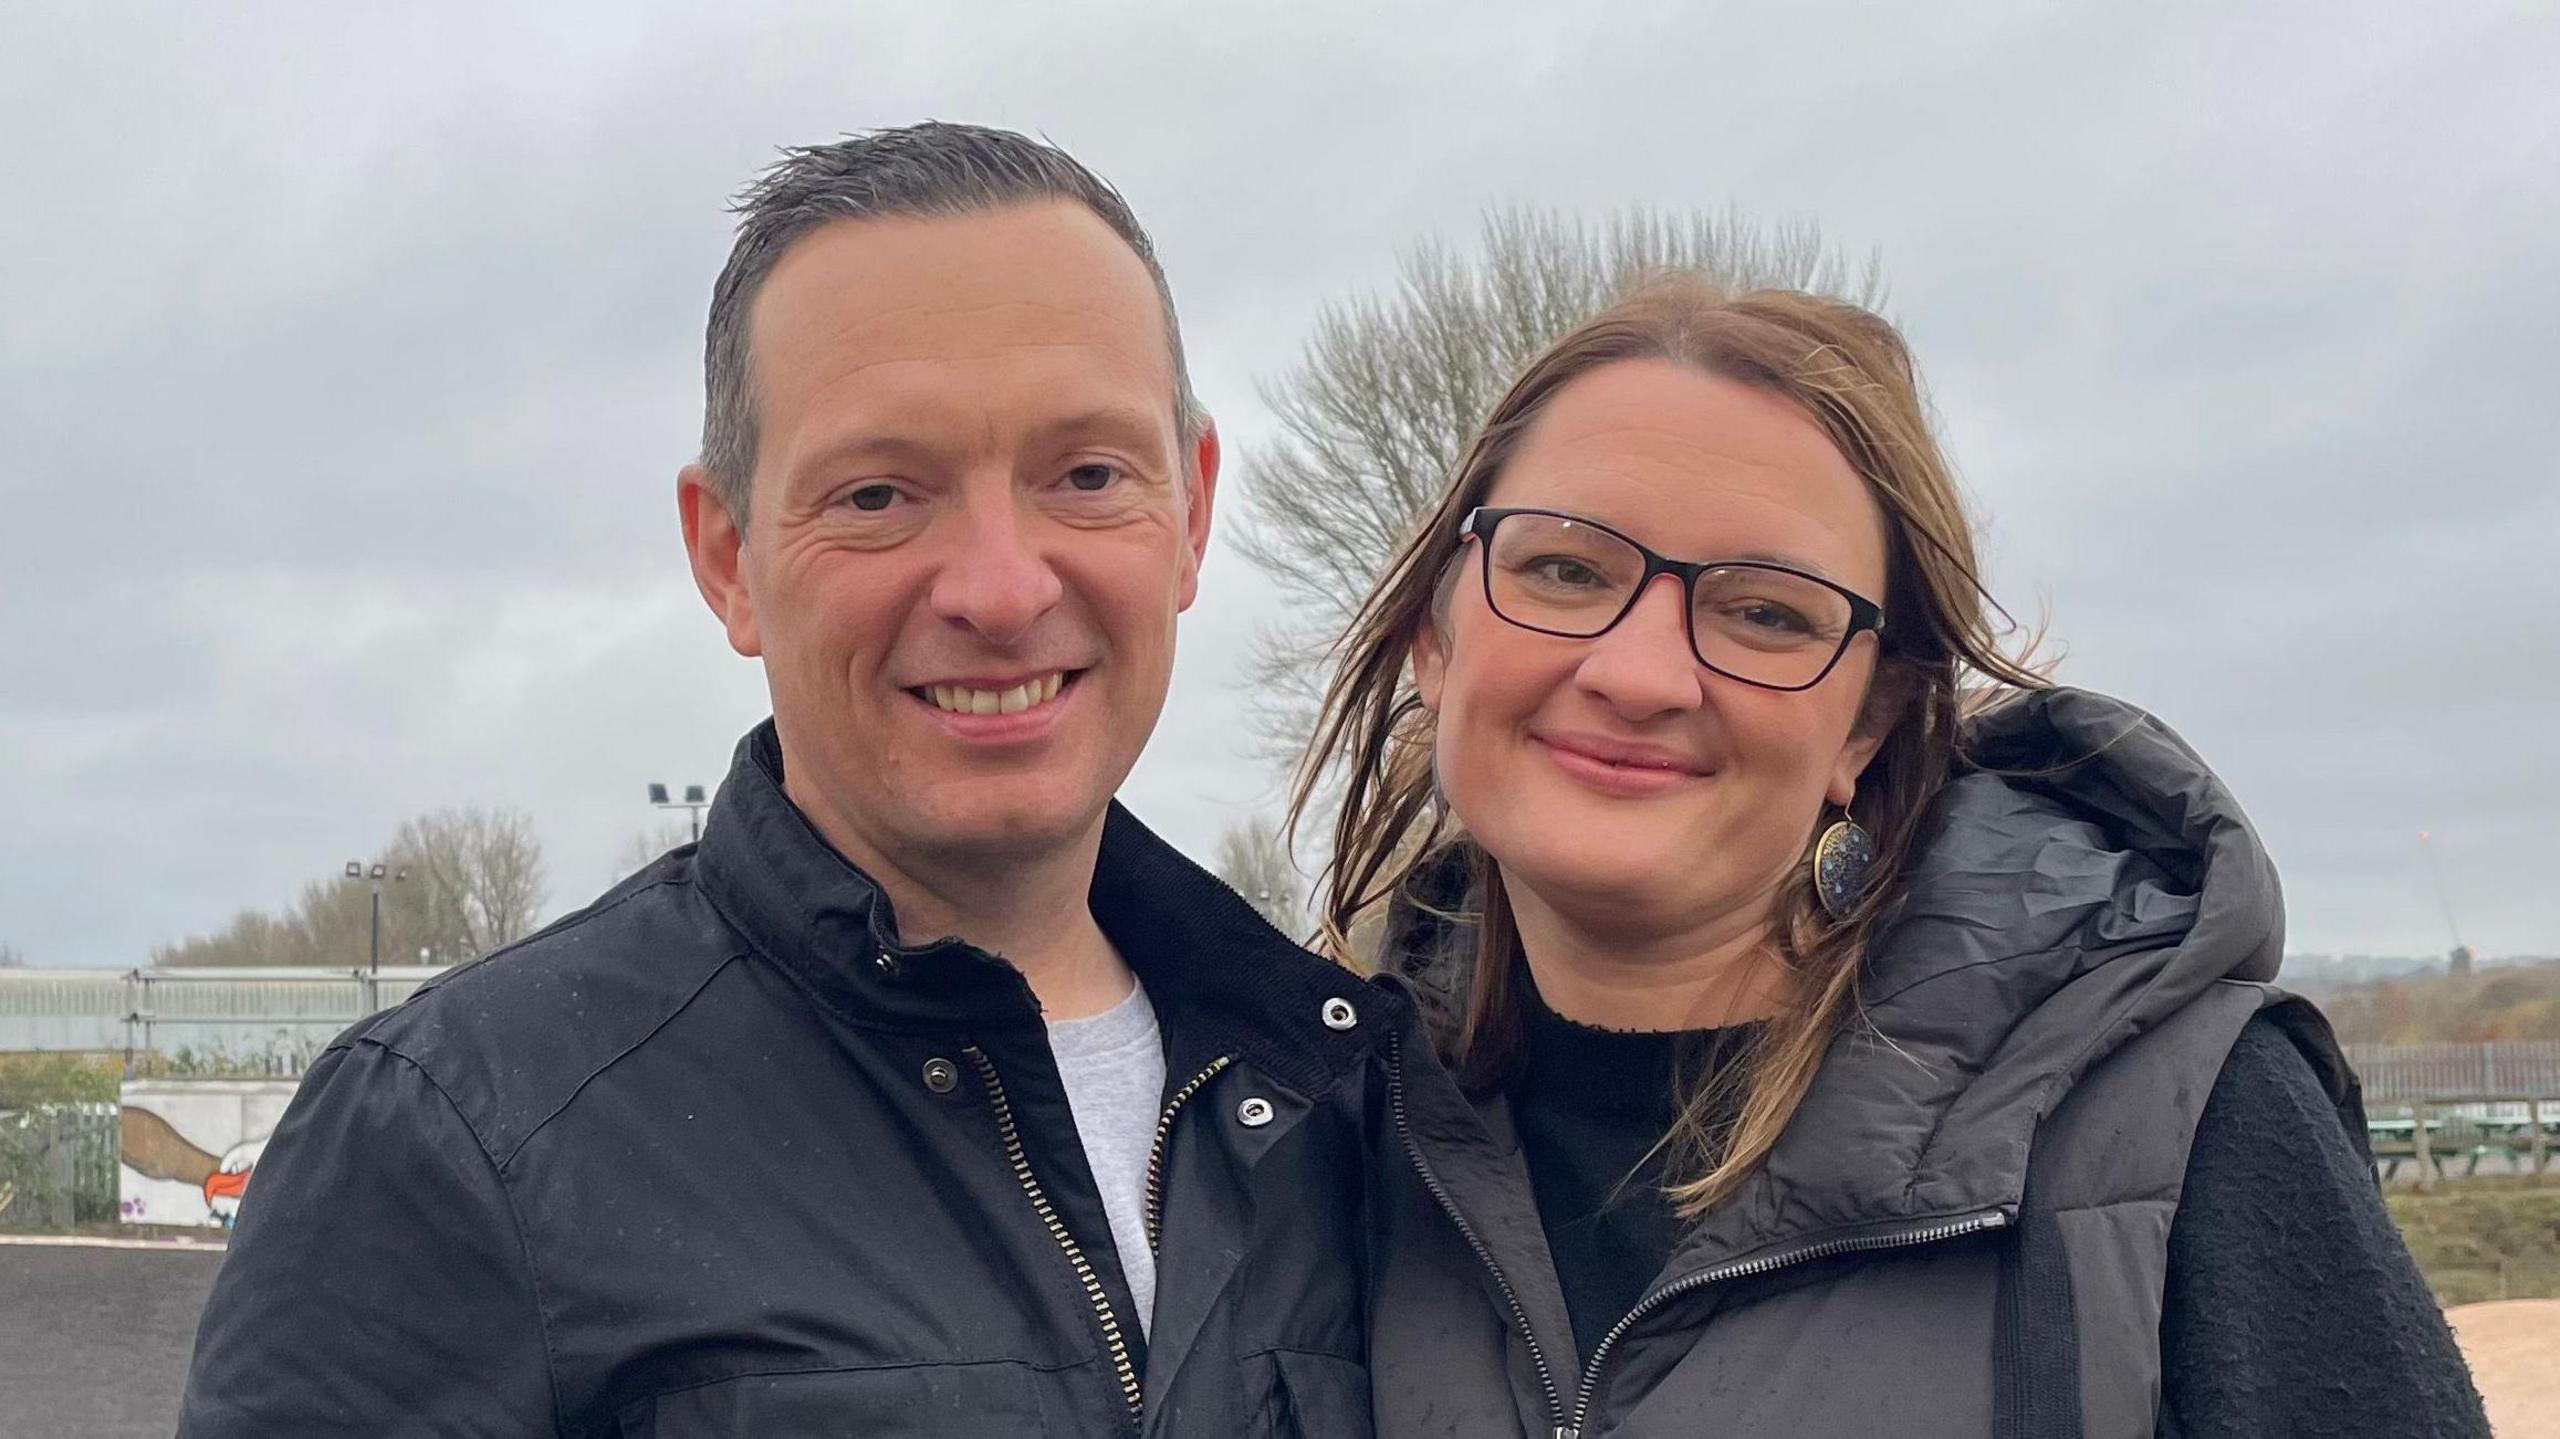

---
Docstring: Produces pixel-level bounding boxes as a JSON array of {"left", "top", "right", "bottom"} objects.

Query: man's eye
[
  {"left": 845, "top": 484, "right": 900, "bottom": 512},
  {"left": 1065, "top": 463, "right": 1121, "bottom": 493}
]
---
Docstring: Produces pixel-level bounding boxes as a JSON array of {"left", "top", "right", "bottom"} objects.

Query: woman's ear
[
  {"left": 1827, "top": 659, "right": 1914, "bottom": 809},
  {"left": 1410, "top": 610, "right": 1448, "bottom": 715}
]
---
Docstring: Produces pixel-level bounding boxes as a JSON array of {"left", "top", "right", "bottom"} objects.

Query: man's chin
[{"left": 906, "top": 795, "right": 1109, "bottom": 866}]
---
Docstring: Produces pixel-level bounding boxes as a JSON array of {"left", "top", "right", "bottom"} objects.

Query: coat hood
[{"left": 1385, "top": 686, "right": 2284, "bottom": 1266}]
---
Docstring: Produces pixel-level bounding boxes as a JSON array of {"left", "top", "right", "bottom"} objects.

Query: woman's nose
[{"left": 1573, "top": 574, "right": 1705, "bottom": 719}]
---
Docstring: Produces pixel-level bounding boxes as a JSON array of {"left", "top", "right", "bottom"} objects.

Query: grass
[{"left": 2388, "top": 1178, "right": 2560, "bottom": 1306}]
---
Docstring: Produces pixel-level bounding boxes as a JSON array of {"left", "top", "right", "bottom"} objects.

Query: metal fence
[
  {"left": 0, "top": 1103, "right": 120, "bottom": 1230},
  {"left": 2347, "top": 1041, "right": 2560, "bottom": 1101},
  {"left": 0, "top": 965, "right": 446, "bottom": 1069}
]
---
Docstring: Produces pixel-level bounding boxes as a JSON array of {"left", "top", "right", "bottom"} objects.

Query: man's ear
[
  {"left": 1175, "top": 419, "right": 1221, "bottom": 613},
  {"left": 1827, "top": 656, "right": 1913, "bottom": 808},
  {"left": 679, "top": 465, "right": 760, "bottom": 658}
]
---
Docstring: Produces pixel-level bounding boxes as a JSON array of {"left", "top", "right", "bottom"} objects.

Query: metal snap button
[
  {"left": 921, "top": 1057, "right": 959, "bottom": 1094},
  {"left": 1320, "top": 997, "right": 1358, "bottom": 1031},
  {"left": 1236, "top": 1096, "right": 1275, "bottom": 1128},
  {"left": 873, "top": 950, "right": 901, "bottom": 977}
]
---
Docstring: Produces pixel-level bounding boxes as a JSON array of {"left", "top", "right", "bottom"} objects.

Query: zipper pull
[{"left": 1552, "top": 1428, "right": 1581, "bottom": 1439}]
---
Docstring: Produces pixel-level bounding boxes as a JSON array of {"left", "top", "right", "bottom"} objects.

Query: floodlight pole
[
  {"left": 344, "top": 860, "right": 407, "bottom": 975},
  {"left": 649, "top": 782, "right": 711, "bottom": 844}
]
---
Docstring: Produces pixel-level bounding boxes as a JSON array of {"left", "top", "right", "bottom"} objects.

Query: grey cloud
[{"left": 3, "top": 0, "right": 2553, "bottom": 965}]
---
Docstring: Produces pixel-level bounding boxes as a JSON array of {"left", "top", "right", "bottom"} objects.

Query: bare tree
[
  {"left": 158, "top": 806, "right": 550, "bottom": 967},
  {"left": 392, "top": 807, "right": 549, "bottom": 959},
  {"left": 1234, "top": 205, "right": 1884, "bottom": 769},
  {"left": 154, "top": 904, "right": 316, "bottom": 969},
  {"left": 0, "top": 944, "right": 23, "bottom": 968},
  {"left": 1213, "top": 816, "right": 1306, "bottom": 934},
  {"left": 298, "top": 873, "right": 383, "bottom": 967}
]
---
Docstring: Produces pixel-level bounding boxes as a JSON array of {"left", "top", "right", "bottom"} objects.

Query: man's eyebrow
[
  {"left": 1025, "top": 405, "right": 1169, "bottom": 450},
  {"left": 794, "top": 428, "right": 948, "bottom": 475},
  {"left": 792, "top": 408, "right": 1169, "bottom": 478}
]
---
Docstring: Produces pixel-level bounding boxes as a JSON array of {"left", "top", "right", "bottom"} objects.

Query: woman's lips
[{"left": 1532, "top": 732, "right": 1710, "bottom": 797}]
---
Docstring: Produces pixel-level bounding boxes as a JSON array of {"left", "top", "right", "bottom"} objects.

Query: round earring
[{"left": 1813, "top": 817, "right": 1876, "bottom": 921}]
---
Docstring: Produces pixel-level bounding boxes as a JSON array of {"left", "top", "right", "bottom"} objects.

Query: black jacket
[
  {"left": 180, "top": 722, "right": 1392, "bottom": 1437},
  {"left": 1366, "top": 689, "right": 2485, "bottom": 1438}
]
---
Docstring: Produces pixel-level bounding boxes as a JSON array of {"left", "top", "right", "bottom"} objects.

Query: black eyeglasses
[{"left": 1458, "top": 507, "right": 1887, "bottom": 692}]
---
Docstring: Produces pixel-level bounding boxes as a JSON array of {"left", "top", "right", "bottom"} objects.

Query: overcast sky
[{"left": 4, "top": 2, "right": 2553, "bottom": 967}]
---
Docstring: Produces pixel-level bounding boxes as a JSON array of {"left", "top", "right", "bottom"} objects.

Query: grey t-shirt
[{"left": 1046, "top": 978, "right": 1168, "bottom": 1337}]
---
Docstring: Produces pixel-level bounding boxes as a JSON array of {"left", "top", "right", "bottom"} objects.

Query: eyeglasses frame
[{"left": 1457, "top": 505, "right": 1888, "bottom": 693}]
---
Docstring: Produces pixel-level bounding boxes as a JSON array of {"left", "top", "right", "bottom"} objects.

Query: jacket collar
[{"left": 693, "top": 720, "right": 1395, "bottom": 1095}]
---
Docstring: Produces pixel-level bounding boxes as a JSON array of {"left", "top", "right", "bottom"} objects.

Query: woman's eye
[
  {"left": 1526, "top": 556, "right": 1605, "bottom": 587},
  {"left": 844, "top": 484, "right": 901, "bottom": 513},
  {"left": 1064, "top": 462, "right": 1122, "bottom": 493},
  {"left": 1731, "top": 601, "right": 1812, "bottom": 634}
]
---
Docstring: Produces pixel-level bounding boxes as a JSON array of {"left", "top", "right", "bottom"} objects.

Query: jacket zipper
[
  {"left": 962, "top": 1044, "right": 1145, "bottom": 1423},
  {"left": 1554, "top": 1208, "right": 2011, "bottom": 1438},
  {"left": 1387, "top": 1037, "right": 1574, "bottom": 1434},
  {"left": 1391, "top": 1036, "right": 2013, "bottom": 1439},
  {"left": 1142, "top": 1053, "right": 1236, "bottom": 1253}
]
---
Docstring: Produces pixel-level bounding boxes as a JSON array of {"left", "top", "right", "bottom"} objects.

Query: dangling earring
[{"left": 1813, "top": 814, "right": 1876, "bottom": 921}]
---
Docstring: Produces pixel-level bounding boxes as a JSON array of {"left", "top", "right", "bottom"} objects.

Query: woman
[{"left": 1302, "top": 279, "right": 2486, "bottom": 1438}]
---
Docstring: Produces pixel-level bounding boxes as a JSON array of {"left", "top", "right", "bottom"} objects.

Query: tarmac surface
[
  {"left": 1, "top": 1239, "right": 224, "bottom": 1439},
  {"left": 3, "top": 1235, "right": 2554, "bottom": 1437}
]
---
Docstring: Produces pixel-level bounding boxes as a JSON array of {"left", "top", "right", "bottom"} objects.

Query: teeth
[{"left": 923, "top": 673, "right": 1068, "bottom": 716}]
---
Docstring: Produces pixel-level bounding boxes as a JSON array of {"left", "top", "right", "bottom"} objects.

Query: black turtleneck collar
[
  {"left": 1510, "top": 970, "right": 1762, "bottom": 1365},
  {"left": 1517, "top": 978, "right": 1745, "bottom": 1122},
  {"left": 690, "top": 720, "right": 1398, "bottom": 1096}
]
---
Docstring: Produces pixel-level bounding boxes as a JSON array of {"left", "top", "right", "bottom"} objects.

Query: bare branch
[{"left": 1212, "top": 815, "right": 1308, "bottom": 934}]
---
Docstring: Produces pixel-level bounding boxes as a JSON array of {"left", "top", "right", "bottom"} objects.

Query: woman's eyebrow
[{"left": 1715, "top": 548, "right": 1834, "bottom": 578}]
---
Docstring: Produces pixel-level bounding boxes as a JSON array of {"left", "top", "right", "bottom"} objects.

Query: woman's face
[{"left": 1413, "top": 358, "right": 1893, "bottom": 943}]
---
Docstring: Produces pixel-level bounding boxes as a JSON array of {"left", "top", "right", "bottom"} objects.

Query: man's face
[{"left": 681, "top": 202, "right": 1218, "bottom": 881}]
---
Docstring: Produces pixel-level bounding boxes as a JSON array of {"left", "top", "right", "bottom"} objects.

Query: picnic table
[{"left": 2369, "top": 1099, "right": 2556, "bottom": 1183}]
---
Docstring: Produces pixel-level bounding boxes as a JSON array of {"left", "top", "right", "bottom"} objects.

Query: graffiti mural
[{"left": 118, "top": 1080, "right": 298, "bottom": 1228}]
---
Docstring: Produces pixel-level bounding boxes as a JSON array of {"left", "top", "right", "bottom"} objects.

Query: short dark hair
[{"left": 699, "top": 122, "right": 1203, "bottom": 517}]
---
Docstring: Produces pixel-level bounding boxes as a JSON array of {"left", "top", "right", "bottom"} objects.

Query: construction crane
[{"left": 2417, "top": 830, "right": 2474, "bottom": 975}]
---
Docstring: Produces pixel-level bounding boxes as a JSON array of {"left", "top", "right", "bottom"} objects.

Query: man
[{"left": 180, "top": 123, "right": 1388, "bottom": 1437}]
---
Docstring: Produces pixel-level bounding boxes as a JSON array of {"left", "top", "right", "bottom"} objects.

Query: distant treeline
[
  {"left": 2320, "top": 957, "right": 2560, "bottom": 1045},
  {"left": 153, "top": 807, "right": 547, "bottom": 969}
]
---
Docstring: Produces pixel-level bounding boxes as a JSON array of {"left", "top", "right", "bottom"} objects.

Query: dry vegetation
[
  {"left": 2388, "top": 1181, "right": 2560, "bottom": 1305},
  {"left": 2322, "top": 958, "right": 2560, "bottom": 1045}
]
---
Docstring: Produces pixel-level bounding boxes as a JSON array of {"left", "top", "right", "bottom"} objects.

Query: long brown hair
[{"left": 1290, "top": 278, "right": 2047, "bottom": 1215}]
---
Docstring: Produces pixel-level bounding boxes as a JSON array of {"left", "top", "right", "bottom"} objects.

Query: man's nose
[
  {"left": 927, "top": 498, "right": 1064, "bottom": 646},
  {"left": 1573, "top": 574, "right": 1705, "bottom": 720}
]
